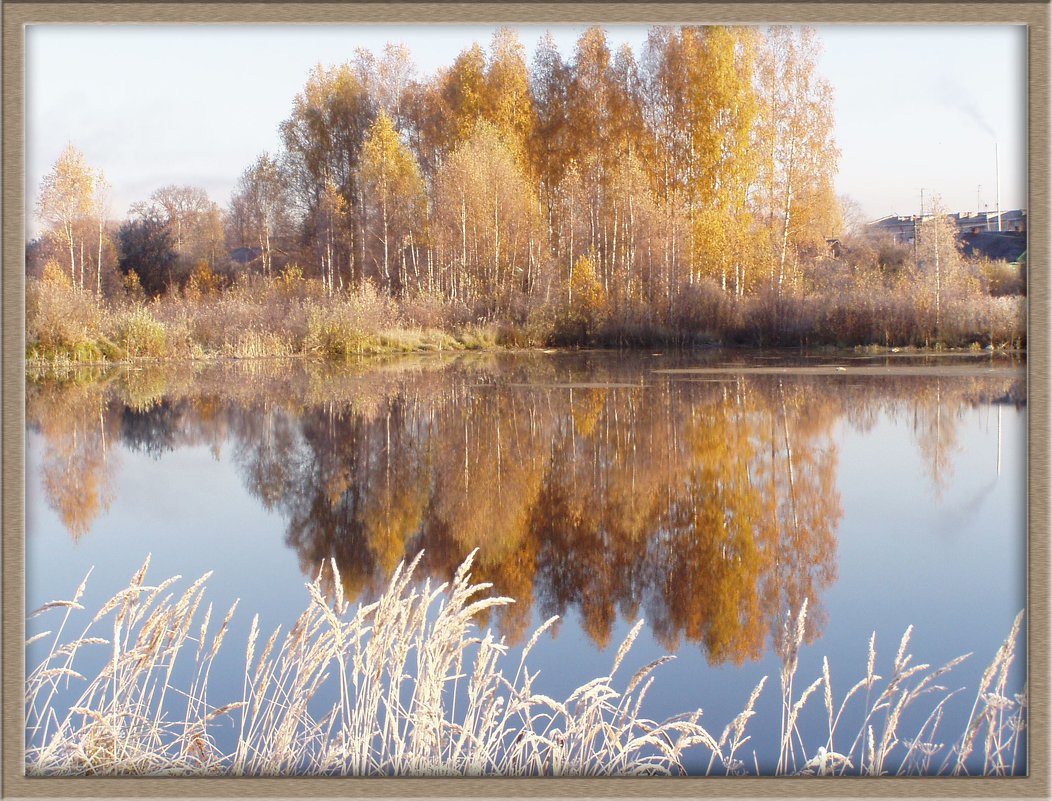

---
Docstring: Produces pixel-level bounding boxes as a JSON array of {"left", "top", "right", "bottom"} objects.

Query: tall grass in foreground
[
  {"left": 774, "top": 600, "right": 1026, "bottom": 776},
  {"left": 26, "top": 552, "right": 1025, "bottom": 776}
]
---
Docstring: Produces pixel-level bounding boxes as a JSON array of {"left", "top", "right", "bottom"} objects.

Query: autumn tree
[
  {"left": 432, "top": 122, "right": 543, "bottom": 308},
  {"left": 606, "top": 151, "right": 663, "bottom": 316},
  {"left": 483, "top": 28, "right": 537, "bottom": 167},
  {"left": 231, "top": 152, "right": 292, "bottom": 278},
  {"left": 755, "top": 26, "right": 840, "bottom": 293},
  {"left": 561, "top": 253, "right": 607, "bottom": 340},
  {"left": 915, "top": 196, "right": 974, "bottom": 344},
  {"left": 354, "top": 42, "right": 416, "bottom": 128},
  {"left": 641, "top": 26, "right": 692, "bottom": 308},
  {"left": 602, "top": 44, "right": 653, "bottom": 306},
  {"left": 317, "top": 181, "right": 350, "bottom": 296},
  {"left": 552, "top": 29, "right": 658, "bottom": 312},
  {"left": 37, "top": 143, "right": 95, "bottom": 290},
  {"left": 139, "top": 185, "right": 211, "bottom": 260},
  {"left": 200, "top": 202, "right": 228, "bottom": 277},
  {"left": 564, "top": 27, "right": 618, "bottom": 279},
  {"left": 405, "top": 31, "right": 536, "bottom": 190},
  {"left": 126, "top": 184, "right": 228, "bottom": 282},
  {"left": 530, "top": 32, "right": 573, "bottom": 245},
  {"left": 359, "top": 110, "right": 428, "bottom": 293},
  {"left": 439, "top": 43, "right": 489, "bottom": 154},
  {"left": 91, "top": 170, "right": 113, "bottom": 296},
  {"left": 642, "top": 26, "right": 761, "bottom": 301},
  {"left": 400, "top": 76, "right": 448, "bottom": 188},
  {"left": 691, "top": 27, "right": 761, "bottom": 296},
  {"left": 281, "top": 62, "right": 376, "bottom": 284}
]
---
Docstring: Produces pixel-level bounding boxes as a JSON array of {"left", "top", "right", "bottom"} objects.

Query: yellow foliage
[
  {"left": 187, "top": 260, "right": 221, "bottom": 298},
  {"left": 569, "top": 254, "right": 605, "bottom": 318},
  {"left": 275, "top": 263, "right": 305, "bottom": 296},
  {"left": 122, "top": 270, "right": 146, "bottom": 302},
  {"left": 41, "top": 259, "right": 73, "bottom": 291}
]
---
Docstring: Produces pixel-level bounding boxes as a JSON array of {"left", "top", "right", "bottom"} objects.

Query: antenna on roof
[{"left": 995, "top": 141, "right": 1002, "bottom": 232}]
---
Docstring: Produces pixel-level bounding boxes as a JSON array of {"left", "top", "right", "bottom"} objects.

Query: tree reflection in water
[{"left": 26, "top": 353, "right": 1025, "bottom": 665}]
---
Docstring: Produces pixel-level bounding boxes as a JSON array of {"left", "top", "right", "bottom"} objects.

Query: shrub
[
  {"left": 25, "top": 272, "right": 105, "bottom": 362},
  {"left": 304, "top": 307, "right": 366, "bottom": 359},
  {"left": 672, "top": 279, "right": 736, "bottom": 341},
  {"left": 115, "top": 307, "right": 167, "bottom": 359},
  {"left": 184, "top": 261, "right": 224, "bottom": 300}
]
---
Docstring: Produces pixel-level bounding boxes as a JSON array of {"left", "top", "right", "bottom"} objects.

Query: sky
[{"left": 24, "top": 24, "right": 1028, "bottom": 238}]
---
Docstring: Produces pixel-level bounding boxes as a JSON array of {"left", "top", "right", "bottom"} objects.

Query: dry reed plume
[{"left": 25, "top": 552, "right": 1025, "bottom": 776}]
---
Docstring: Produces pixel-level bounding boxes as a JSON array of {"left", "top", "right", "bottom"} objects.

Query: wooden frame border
[{"left": 3, "top": 3, "right": 1047, "bottom": 798}]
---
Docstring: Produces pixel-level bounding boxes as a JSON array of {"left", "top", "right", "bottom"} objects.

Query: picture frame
[{"left": 4, "top": 2, "right": 1048, "bottom": 798}]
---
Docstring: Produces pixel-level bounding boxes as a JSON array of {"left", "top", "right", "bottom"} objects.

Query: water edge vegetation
[{"left": 26, "top": 551, "right": 1025, "bottom": 777}]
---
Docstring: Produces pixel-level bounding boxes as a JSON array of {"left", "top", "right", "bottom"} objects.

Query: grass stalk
[{"left": 26, "top": 556, "right": 1025, "bottom": 777}]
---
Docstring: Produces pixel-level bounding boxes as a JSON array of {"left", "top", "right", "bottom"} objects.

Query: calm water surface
[{"left": 24, "top": 350, "right": 1027, "bottom": 773}]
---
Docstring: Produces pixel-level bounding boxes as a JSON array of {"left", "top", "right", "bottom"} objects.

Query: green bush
[
  {"left": 305, "top": 309, "right": 366, "bottom": 358},
  {"left": 115, "top": 307, "right": 167, "bottom": 358}
]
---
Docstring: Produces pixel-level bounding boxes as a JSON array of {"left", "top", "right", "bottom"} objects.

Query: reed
[
  {"left": 25, "top": 553, "right": 1025, "bottom": 776},
  {"left": 775, "top": 602, "right": 1026, "bottom": 776},
  {"left": 25, "top": 262, "right": 1027, "bottom": 365}
]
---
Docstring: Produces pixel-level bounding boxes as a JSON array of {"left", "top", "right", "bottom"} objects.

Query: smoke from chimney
[{"left": 936, "top": 77, "right": 997, "bottom": 140}]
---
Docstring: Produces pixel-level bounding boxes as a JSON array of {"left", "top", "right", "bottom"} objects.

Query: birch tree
[
  {"left": 916, "top": 196, "right": 972, "bottom": 344},
  {"left": 530, "top": 32, "right": 572, "bottom": 248},
  {"left": 755, "top": 26, "right": 839, "bottom": 293},
  {"left": 281, "top": 62, "right": 376, "bottom": 282},
  {"left": 354, "top": 41, "right": 416, "bottom": 127},
  {"left": 484, "top": 27, "right": 537, "bottom": 168},
  {"left": 433, "top": 122, "right": 542, "bottom": 307},
  {"left": 91, "top": 170, "right": 112, "bottom": 295},
  {"left": 232, "top": 153, "right": 291, "bottom": 278},
  {"left": 359, "top": 110, "right": 427, "bottom": 293},
  {"left": 37, "top": 143, "right": 95, "bottom": 290}
]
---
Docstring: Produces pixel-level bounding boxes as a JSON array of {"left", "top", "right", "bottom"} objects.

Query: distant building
[
  {"left": 952, "top": 209, "right": 1026, "bottom": 235},
  {"left": 997, "top": 209, "right": 1027, "bottom": 233},
  {"left": 866, "top": 214, "right": 918, "bottom": 245},
  {"left": 230, "top": 247, "right": 260, "bottom": 265},
  {"left": 959, "top": 231, "right": 1027, "bottom": 263},
  {"left": 865, "top": 208, "right": 1026, "bottom": 260},
  {"left": 953, "top": 211, "right": 991, "bottom": 235}
]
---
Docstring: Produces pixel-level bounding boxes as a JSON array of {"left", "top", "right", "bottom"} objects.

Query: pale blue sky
[{"left": 25, "top": 24, "right": 1028, "bottom": 237}]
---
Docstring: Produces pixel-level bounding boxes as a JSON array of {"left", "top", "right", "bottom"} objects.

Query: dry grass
[
  {"left": 24, "top": 275, "right": 524, "bottom": 365},
  {"left": 25, "top": 255, "right": 1027, "bottom": 364},
  {"left": 26, "top": 551, "right": 714, "bottom": 776},
  {"left": 775, "top": 601, "right": 1026, "bottom": 777},
  {"left": 25, "top": 553, "right": 1025, "bottom": 777}
]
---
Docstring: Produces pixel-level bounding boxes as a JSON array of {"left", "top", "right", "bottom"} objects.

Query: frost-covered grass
[{"left": 25, "top": 552, "right": 1025, "bottom": 776}]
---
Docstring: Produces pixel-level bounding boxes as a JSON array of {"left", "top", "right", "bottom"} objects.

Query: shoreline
[{"left": 24, "top": 340, "right": 1028, "bottom": 373}]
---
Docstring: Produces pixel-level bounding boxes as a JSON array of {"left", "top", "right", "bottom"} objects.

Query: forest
[{"left": 26, "top": 25, "right": 1026, "bottom": 361}]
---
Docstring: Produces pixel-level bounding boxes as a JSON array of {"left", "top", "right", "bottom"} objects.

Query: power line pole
[{"left": 915, "top": 188, "right": 924, "bottom": 263}]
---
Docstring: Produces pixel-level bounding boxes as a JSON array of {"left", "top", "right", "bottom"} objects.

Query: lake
[{"left": 24, "top": 349, "right": 1027, "bottom": 775}]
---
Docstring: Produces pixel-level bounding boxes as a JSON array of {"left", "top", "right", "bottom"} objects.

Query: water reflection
[{"left": 26, "top": 353, "right": 1025, "bottom": 666}]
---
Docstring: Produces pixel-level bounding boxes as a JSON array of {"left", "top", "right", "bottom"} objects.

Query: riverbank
[{"left": 26, "top": 270, "right": 1026, "bottom": 368}]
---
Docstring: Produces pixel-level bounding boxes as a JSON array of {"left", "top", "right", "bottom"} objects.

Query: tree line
[{"left": 33, "top": 25, "right": 840, "bottom": 321}]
